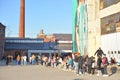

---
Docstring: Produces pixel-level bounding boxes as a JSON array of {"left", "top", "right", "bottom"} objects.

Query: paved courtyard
[{"left": 0, "top": 61, "right": 120, "bottom": 80}]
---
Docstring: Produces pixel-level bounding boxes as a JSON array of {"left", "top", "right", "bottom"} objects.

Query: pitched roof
[{"left": 0, "top": 23, "right": 6, "bottom": 28}]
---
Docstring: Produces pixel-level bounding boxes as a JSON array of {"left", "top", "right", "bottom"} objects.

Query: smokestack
[{"left": 19, "top": 0, "right": 25, "bottom": 38}]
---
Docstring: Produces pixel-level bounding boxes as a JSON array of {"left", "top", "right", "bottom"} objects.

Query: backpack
[{"left": 102, "top": 57, "right": 107, "bottom": 64}]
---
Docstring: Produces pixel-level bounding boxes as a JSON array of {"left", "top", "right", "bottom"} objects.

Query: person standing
[
  {"left": 21, "top": 55, "right": 24, "bottom": 65},
  {"left": 94, "top": 47, "right": 105, "bottom": 57},
  {"left": 77, "top": 55, "right": 84, "bottom": 75},
  {"left": 31, "top": 54, "right": 35, "bottom": 65},
  {"left": 6, "top": 55, "right": 10, "bottom": 65},
  {"left": 16, "top": 55, "right": 20, "bottom": 65},
  {"left": 66, "top": 56, "right": 73, "bottom": 71},
  {"left": 35, "top": 55, "right": 39, "bottom": 65},
  {"left": 91, "top": 56, "right": 95, "bottom": 75},
  {"left": 87, "top": 56, "right": 93, "bottom": 75},
  {"left": 102, "top": 54, "right": 109, "bottom": 77},
  {"left": 72, "top": 52, "right": 79, "bottom": 74},
  {"left": 23, "top": 55, "right": 27, "bottom": 65},
  {"left": 97, "top": 55, "right": 102, "bottom": 76}
]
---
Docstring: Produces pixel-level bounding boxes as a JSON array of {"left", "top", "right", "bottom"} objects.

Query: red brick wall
[{"left": 0, "top": 23, "right": 5, "bottom": 59}]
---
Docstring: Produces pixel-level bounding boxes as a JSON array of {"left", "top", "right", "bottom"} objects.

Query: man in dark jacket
[
  {"left": 87, "top": 57, "right": 93, "bottom": 75},
  {"left": 97, "top": 55, "right": 102, "bottom": 76},
  {"left": 94, "top": 47, "right": 105, "bottom": 57},
  {"left": 77, "top": 56, "right": 84, "bottom": 75}
]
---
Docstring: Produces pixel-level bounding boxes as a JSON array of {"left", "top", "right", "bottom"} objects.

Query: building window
[
  {"left": 104, "top": 0, "right": 109, "bottom": 8},
  {"left": 115, "top": 13, "right": 120, "bottom": 22},
  {"left": 101, "top": 13, "right": 120, "bottom": 35},
  {"left": 118, "top": 51, "right": 120, "bottom": 54},
  {"left": 100, "top": 0, "right": 120, "bottom": 9},
  {"left": 105, "top": 17, "right": 109, "bottom": 25},
  {"left": 115, "top": 0, "right": 120, "bottom": 4},
  {"left": 100, "top": 0, "right": 104, "bottom": 9},
  {"left": 0, "top": 29, "right": 4, "bottom": 33}
]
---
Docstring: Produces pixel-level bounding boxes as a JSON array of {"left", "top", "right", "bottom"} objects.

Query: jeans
[
  {"left": 73, "top": 61, "right": 78, "bottom": 73},
  {"left": 23, "top": 61, "right": 27, "bottom": 65},
  {"left": 103, "top": 64, "right": 108, "bottom": 74},
  {"left": 16, "top": 60, "right": 19, "bottom": 65}
]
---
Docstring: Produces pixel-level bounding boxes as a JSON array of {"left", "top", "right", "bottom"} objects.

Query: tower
[{"left": 19, "top": 0, "right": 25, "bottom": 38}]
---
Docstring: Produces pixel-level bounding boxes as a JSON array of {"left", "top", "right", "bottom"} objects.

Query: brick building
[
  {"left": 4, "top": 33, "right": 72, "bottom": 59},
  {"left": 0, "top": 23, "right": 5, "bottom": 59}
]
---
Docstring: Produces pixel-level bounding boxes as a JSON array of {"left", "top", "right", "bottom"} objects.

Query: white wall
[{"left": 101, "top": 32, "right": 120, "bottom": 61}]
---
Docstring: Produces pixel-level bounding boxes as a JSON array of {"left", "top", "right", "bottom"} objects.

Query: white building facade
[{"left": 100, "top": 0, "right": 120, "bottom": 61}]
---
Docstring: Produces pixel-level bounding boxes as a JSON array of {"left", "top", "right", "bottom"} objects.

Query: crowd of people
[{"left": 4, "top": 47, "right": 120, "bottom": 77}]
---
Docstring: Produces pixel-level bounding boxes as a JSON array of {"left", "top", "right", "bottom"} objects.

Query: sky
[{"left": 0, "top": 0, "right": 72, "bottom": 38}]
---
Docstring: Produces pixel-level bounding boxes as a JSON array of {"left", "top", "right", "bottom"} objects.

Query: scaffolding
[{"left": 72, "top": 0, "right": 88, "bottom": 56}]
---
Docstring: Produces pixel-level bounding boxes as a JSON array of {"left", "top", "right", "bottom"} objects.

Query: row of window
[
  {"left": 108, "top": 51, "right": 120, "bottom": 54},
  {"left": 58, "top": 41, "right": 72, "bottom": 43},
  {"left": 100, "top": 0, "right": 120, "bottom": 9},
  {"left": 5, "top": 39, "right": 44, "bottom": 43},
  {"left": 101, "top": 13, "right": 120, "bottom": 35},
  {"left": 0, "top": 29, "right": 5, "bottom": 33}
]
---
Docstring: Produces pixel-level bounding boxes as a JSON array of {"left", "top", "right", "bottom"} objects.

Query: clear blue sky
[{"left": 0, "top": 0, "right": 72, "bottom": 38}]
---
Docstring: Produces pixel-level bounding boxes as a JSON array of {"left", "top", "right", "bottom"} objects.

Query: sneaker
[
  {"left": 79, "top": 72, "right": 82, "bottom": 75},
  {"left": 77, "top": 74, "right": 79, "bottom": 76},
  {"left": 103, "top": 74, "right": 109, "bottom": 77},
  {"left": 97, "top": 74, "right": 100, "bottom": 76},
  {"left": 81, "top": 74, "right": 84, "bottom": 76},
  {"left": 89, "top": 74, "right": 92, "bottom": 76}
]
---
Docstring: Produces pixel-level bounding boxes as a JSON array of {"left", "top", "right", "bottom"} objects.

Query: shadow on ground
[
  {"left": 109, "top": 66, "right": 118, "bottom": 76},
  {"left": 73, "top": 78, "right": 85, "bottom": 80}
]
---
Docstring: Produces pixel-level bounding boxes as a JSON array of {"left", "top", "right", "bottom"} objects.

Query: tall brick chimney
[{"left": 19, "top": 0, "right": 25, "bottom": 38}]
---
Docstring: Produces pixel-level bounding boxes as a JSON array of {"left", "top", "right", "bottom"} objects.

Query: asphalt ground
[{"left": 0, "top": 60, "right": 120, "bottom": 80}]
